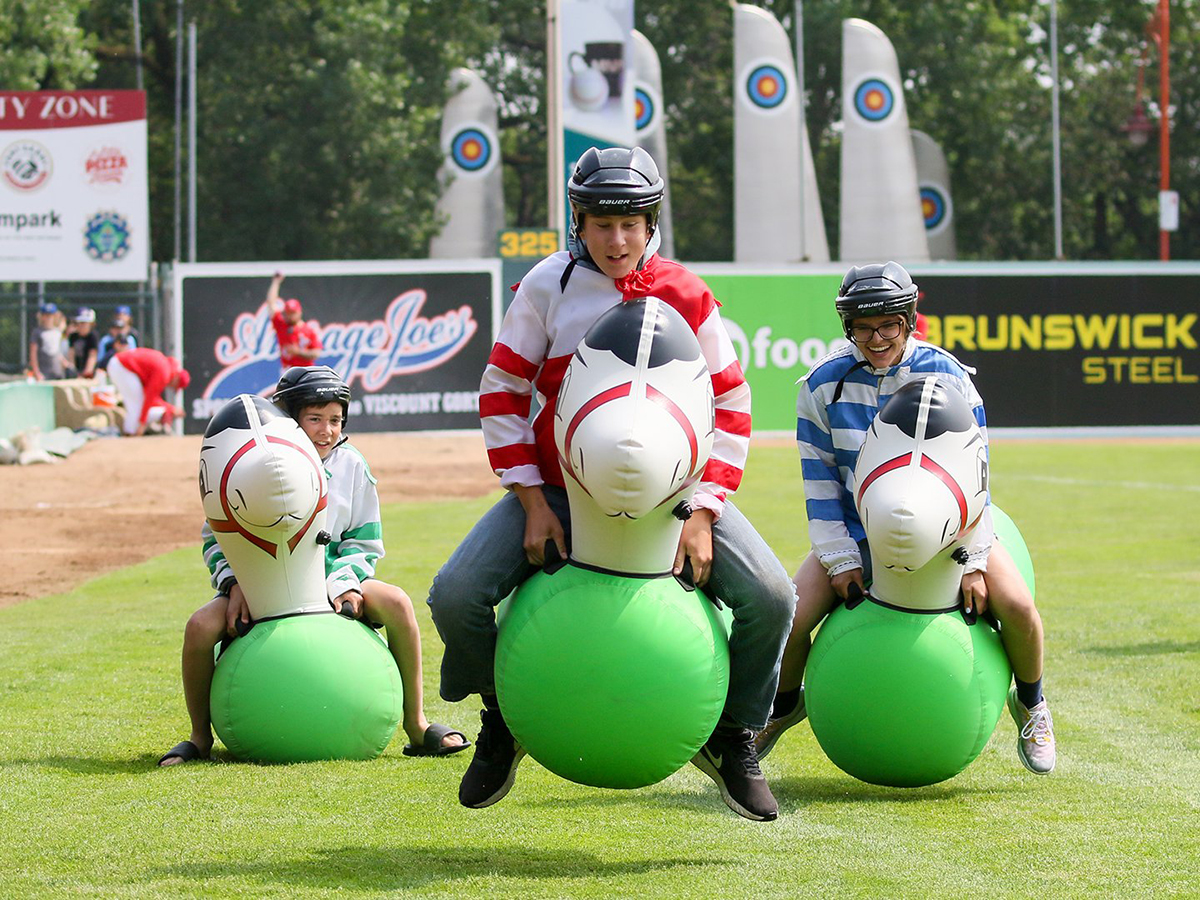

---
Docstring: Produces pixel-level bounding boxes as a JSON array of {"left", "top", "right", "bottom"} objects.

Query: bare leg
[
  {"left": 776, "top": 552, "right": 839, "bottom": 692},
  {"left": 361, "top": 580, "right": 465, "bottom": 750},
  {"left": 982, "top": 542, "right": 1044, "bottom": 682},
  {"left": 161, "top": 595, "right": 228, "bottom": 765}
]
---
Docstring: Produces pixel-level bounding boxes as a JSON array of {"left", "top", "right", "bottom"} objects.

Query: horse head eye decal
[{"left": 198, "top": 458, "right": 211, "bottom": 498}]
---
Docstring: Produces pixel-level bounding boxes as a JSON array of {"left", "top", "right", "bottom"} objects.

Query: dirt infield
[{"left": 0, "top": 432, "right": 496, "bottom": 609}]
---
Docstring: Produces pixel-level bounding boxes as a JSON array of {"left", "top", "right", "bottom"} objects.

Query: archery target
[
  {"left": 920, "top": 185, "right": 952, "bottom": 234},
  {"left": 852, "top": 76, "right": 897, "bottom": 124},
  {"left": 738, "top": 59, "right": 792, "bottom": 114},
  {"left": 447, "top": 123, "right": 497, "bottom": 175}
]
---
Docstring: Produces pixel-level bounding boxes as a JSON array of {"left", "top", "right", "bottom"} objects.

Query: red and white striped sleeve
[
  {"left": 694, "top": 304, "right": 751, "bottom": 518},
  {"left": 478, "top": 283, "right": 550, "bottom": 489}
]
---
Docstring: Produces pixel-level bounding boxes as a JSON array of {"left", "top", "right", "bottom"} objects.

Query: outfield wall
[
  {"left": 697, "top": 261, "right": 1200, "bottom": 431},
  {"left": 168, "top": 260, "right": 1198, "bottom": 434}
]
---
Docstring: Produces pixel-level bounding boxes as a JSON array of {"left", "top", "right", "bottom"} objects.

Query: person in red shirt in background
[
  {"left": 106, "top": 347, "right": 191, "bottom": 436},
  {"left": 913, "top": 289, "right": 930, "bottom": 342},
  {"left": 266, "top": 272, "right": 322, "bottom": 370}
]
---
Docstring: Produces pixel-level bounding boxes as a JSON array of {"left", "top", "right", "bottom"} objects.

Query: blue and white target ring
[
  {"left": 920, "top": 185, "right": 953, "bottom": 234},
  {"left": 745, "top": 63, "right": 789, "bottom": 110},
  {"left": 853, "top": 78, "right": 895, "bottom": 123},
  {"left": 450, "top": 127, "right": 494, "bottom": 174},
  {"left": 635, "top": 86, "right": 656, "bottom": 133}
]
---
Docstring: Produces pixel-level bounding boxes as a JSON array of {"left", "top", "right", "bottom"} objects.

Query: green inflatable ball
[
  {"left": 806, "top": 602, "right": 1010, "bottom": 787},
  {"left": 991, "top": 505, "right": 1036, "bottom": 601},
  {"left": 495, "top": 565, "right": 731, "bottom": 789},
  {"left": 211, "top": 613, "right": 402, "bottom": 763},
  {"left": 805, "top": 506, "right": 1034, "bottom": 787}
]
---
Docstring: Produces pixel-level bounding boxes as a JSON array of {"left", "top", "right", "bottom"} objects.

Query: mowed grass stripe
[{"left": 0, "top": 441, "right": 1197, "bottom": 898}]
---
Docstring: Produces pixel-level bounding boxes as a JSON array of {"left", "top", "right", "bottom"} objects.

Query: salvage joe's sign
[
  {"left": 173, "top": 261, "right": 501, "bottom": 434},
  {"left": 0, "top": 91, "right": 149, "bottom": 281}
]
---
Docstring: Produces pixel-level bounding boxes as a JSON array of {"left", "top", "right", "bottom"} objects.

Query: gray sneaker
[
  {"left": 753, "top": 688, "right": 807, "bottom": 762},
  {"left": 1007, "top": 687, "right": 1056, "bottom": 774}
]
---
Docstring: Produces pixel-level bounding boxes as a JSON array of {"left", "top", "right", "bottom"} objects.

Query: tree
[{"left": 0, "top": 0, "right": 97, "bottom": 89}]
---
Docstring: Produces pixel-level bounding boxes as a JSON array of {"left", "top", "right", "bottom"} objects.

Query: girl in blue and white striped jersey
[{"left": 757, "top": 262, "right": 1056, "bottom": 775}]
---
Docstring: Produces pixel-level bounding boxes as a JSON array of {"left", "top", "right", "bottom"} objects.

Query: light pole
[{"left": 1123, "top": 0, "right": 1173, "bottom": 261}]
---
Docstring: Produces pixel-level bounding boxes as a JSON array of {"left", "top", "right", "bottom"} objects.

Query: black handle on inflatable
[
  {"left": 542, "top": 540, "right": 568, "bottom": 575},
  {"left": 960, "top": 602, "right": 978, "bottom": 626},
  {"left": 234, "top": 616, "right": 253, "bottom": 637},
  {"left": 338, "top": 600, "right": 357, "bottom": 619},
  {"left": 844, "top": 581, "right": 865, "bottom": 610},
  {"left": 673, "top": 558, "right": 696, "bottom": 592}
]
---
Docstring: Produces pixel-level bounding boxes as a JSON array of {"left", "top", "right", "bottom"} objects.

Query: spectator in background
[
  {"left": 106, "top": 347, "right": 190, "bottom": 436},
  {"left": 113, "top": 304, "right": 143, "bottom": 346},
  {"left": 67, "top": 307, "right": 100, "bottom": 378},
  {"left": 266, "top": 272, "right": 322, "bottom": 371},
  {"left": 28, "top": 302, "right": 66, "bottom": 381},
  {"left": 98, "top": 314, "right": 139, "bottom": 370}
]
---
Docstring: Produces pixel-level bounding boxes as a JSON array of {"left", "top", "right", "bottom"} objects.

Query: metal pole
[
  {"left": 794, "top": 0, "right": 807, "bottom": 261},
  {"left": 173, "top": 0, "right": 183, "bottom": 261},
  {"left": 131, "top": 0, "right": 144, "bottom": 92},
  {"left": 1049, "top": 0, "right": 1064, "bottom": 259},
  {"left": 547, "top": 0, "right": 563, "bottom": 246},
  {"left": 1158, "top": 0, "right": 1170, "bottom": 262},
  {"left": 188, "top": 20, "right": 198, "bottom": 263}
]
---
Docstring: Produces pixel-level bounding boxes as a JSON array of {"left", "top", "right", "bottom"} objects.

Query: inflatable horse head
[
  {"left": 853, "top": 377, "right": 988, "bottom": 611},
  {"left": 553, "top": 297, "right": 715, "bottom": 574},
  {"left": 198, "top": 394, "right": 330, "bottom": 619}
]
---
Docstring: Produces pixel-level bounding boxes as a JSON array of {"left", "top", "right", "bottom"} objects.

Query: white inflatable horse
[
  {"left": 853, "top": 375, "right": 990, "bottom": 612},
  {"left": 198, "top": 394, "right": 329, "bottom": 619},
  {"left": 554, "top": 296, "right": 715, "bottom": 574},
  {"left": 496, "top": 297, "right": 728, "bottom": 789}
]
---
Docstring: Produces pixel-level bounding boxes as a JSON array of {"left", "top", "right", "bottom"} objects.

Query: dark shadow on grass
[
  {"left": 769, "top": 774, "right": 1021, "bottom": 811},
  {"left": 153, "top": 845, "right": 726, "bottom": 891},
  {"left": 1, "top": 749, "right": 243, "bottom": 775},
  {"left": 1085, "top": 640, "right": 1200, "bottom": 657}
]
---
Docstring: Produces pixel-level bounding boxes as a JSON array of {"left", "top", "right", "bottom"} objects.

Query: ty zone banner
[{"left": 179, "top": 265, "right": 497, "bottom": 434}]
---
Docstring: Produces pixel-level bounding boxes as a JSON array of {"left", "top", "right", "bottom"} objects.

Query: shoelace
[
  {"left": 1021, "top": 704, "right": 1054, "bottom": 744},
  {"left": 726, "top": 730, "right": 764, "bottom": 777}
]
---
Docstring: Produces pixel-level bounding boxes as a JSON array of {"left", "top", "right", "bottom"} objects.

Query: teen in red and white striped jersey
[{"left": 428, "top": 146, "right": 796, "bottom": 822}]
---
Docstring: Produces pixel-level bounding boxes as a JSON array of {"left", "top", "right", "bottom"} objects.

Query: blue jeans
[{"left": 427, "top": 485, "right": 796, "bottom": 731}]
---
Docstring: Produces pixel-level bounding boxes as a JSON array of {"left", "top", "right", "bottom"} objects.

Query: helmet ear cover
[
  {"left": 836, "top": 261, "right": 919, "bottom": 339},
  {"left": 273, "top": 366, "right": 352, "bottom": 428}
]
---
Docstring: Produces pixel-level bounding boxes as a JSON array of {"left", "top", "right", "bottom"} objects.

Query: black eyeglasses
[{"left": 850, "top": 321, "right": 903, "bottom": 342}]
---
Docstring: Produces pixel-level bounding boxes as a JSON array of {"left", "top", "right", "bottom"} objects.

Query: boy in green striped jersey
[{"left": 159, "top": 367, "right": 468, "bottom": 766}]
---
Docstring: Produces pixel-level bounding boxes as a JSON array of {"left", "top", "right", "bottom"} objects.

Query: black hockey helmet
[
  {"left": 835, "top": 261, "right": 919, "bottom": 339},
  {"left": 568, "top": 146, "right": 665, "bottom": 232},
  {"left": 272, "top": 365, "right": 351, "bottom": 426}
]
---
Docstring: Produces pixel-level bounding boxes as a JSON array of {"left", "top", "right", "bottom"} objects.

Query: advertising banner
[
  {"left": 698, "top": 267, "right": 846, "bottom": 433},
  {"left": 560, "top": 0, "right": 636, "bottom": 233},
  {"left": 0, "top": 90, "right": 149, "bottom": 281},
  {"left": 174, "top": 261, "right": 500, "bottom": 434},
  {"left": 916, "top": 271, "right": 1199, "bottom": 427},
  {"left": 696, "top": 264, "right": 1200, "bottom": 433}
]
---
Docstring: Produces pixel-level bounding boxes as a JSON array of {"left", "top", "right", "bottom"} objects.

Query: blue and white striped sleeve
[{"left": 796, "top": 374, "right": 862, "bottom": 576}]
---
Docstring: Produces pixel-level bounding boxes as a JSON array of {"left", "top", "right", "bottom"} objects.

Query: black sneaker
[
  {"left": 691, "top": 725, "right": 779, "bottom": 821},
  {"left": 458, "top": 707, "right": 526, "bottom": 809}
]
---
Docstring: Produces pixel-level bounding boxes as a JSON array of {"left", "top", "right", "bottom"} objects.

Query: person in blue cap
[{"left": 29, "top": 303, "right": 66, "bottom": 381}]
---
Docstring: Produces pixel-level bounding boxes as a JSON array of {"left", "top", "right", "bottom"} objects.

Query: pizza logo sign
[
  {"left": 85, "top": 146, "right": 129, "bottom": 186},
  {"left": 83, "top": 211, "right": 132, "bottom": 262},
  {"left": 2, "top": 140, "right": 53, "bottom": 192}
]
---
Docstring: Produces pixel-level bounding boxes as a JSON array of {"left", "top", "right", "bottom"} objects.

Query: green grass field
[{"left": 2, "top": 441, "right": 1198, "bottom": 898}]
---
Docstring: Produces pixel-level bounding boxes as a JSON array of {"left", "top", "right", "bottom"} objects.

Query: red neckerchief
[{"left": 614, "top": 264, "right": 655, "bottom": 299}]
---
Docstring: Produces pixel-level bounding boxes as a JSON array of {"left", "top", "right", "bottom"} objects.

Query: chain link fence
[{"left": 0, "top": 279, "right": 162, "bottom": 378}]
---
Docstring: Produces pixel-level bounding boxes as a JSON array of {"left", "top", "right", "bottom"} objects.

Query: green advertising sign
[{"left": 695, "top": 269, "right": 847, "bottom": 434}]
